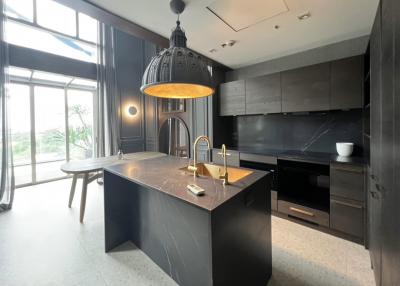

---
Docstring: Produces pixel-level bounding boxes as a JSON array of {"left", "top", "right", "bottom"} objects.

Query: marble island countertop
[{"left": 104, "top": 156, "right": 268, "bottom": 211}]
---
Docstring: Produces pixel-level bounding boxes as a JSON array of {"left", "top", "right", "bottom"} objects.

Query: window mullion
[
  {"left": 30, "top": 84, "right": 37, "bottom": 184},
  {"left": 33, "top": 0, "right": 38, "bottom": 24},
  {"left": 65, "top": 88, "right": 70, "bottom": 162}
]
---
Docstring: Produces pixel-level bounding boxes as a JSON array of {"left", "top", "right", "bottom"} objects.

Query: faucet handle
[{"left": 217, "top": 152, "right": 231, "bottom": 156}]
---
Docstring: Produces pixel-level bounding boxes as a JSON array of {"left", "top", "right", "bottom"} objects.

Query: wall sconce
[{"left": 126, "top": 105, "right": 138, "bottom": 117}]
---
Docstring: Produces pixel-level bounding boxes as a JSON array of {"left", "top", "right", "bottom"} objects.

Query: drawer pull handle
[
  {"left": 289, "top": 207, "right": 315, "bottom": 217},
  {"left": 331, "top": 199, "right": 363, "bottom": 209}
]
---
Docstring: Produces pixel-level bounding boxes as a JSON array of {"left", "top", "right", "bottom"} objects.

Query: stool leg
[
  {"left": 79, "top": 173, "right": 89, "bottom": 223},
  {"left": 68, "top": 174, "right": 78, "bottom": 208}
]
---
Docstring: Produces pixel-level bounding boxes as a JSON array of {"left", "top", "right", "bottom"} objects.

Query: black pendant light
[{"left": 141, "top": 0, "right": 214, "bottom": 99}]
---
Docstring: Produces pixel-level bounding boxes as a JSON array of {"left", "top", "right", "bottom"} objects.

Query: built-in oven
[
  {"left": 277, "top": 159, "right": 330, "bottom": 226},
  {"left": 240, "top": 158, "right": 278, "bottom": 211}
]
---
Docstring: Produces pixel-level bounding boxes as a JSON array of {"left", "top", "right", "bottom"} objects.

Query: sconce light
[{"left": 126, "top": 105, "right": 138, "bottom": 117}]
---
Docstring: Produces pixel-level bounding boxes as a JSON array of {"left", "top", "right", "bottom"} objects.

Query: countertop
[
  {"left": 216, "top": 146, "right": 366, "bottom": 165},
  {"left": 104, "top": 156, "right": 268, "bottom": 211}
]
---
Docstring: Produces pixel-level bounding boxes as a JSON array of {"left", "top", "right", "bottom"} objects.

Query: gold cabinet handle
[{"left": 289, "top": 207, "right": 315, "bottom": 217}]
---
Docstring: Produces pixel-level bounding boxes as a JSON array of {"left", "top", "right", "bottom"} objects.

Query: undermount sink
[{"left": 179, "top": 163, "right": 253, "bottom": 183}]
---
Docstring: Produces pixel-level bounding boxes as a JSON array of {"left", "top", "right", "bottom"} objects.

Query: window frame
[
  {"left": 4, "top": 0, "right": 98, "bottom": 46},
  {"left": 9, "top": 76, "right": 97, "bottom": 188}
]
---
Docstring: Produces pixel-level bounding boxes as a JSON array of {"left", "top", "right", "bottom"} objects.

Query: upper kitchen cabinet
[
  {"left": 330, "top": 56, "right": 364, "bottom": 110},
  {"left": 281, "top": 63, "right": 330, "bottom": 112},
  {"left": 245, "top": 73, "right": 281, "bottom": 115},
  {"left": 219, "top": 80, "right": 246, "bottom": 116}
]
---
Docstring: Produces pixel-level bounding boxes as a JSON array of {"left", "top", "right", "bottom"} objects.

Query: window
[
  {"left": 7, "top": 67, "right": 96, "bottom": 187},
  {"left": 4, "top": 0, "right": 98, "bottom": 63},
  {"left": 36, "top": 0, "right": 77, "bottom": 36},
  {"left": 4, "top": 0, "right": 34, "bottom": 22}
]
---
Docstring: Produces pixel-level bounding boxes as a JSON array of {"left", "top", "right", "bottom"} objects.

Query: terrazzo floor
[{"left": 0, "top": 178, "right": 375, "bottom": 286}]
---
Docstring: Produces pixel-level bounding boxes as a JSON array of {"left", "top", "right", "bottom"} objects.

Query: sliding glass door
[{"left": 8, "top": 70, "right": 96, "bottom": 187}]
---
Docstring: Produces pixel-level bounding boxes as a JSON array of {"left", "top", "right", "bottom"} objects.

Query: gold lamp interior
[{"left": 143, "top": 83, "right": 214, "bottom": 99}]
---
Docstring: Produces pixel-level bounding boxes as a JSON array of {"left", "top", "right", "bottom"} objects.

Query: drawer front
[
  {"left": 330, "top": 197, "right": 364, "bottom": 238},
  {"left": 271, "top": 191, "right": 278, "bottom": 211},
  {"left": 330, "top": 164, "right": 364, "bottom": 201},
  {"left": 240, "top": 153, "right": 277, "bottom": 165},
  {"left": 278, "top": 200, "right": 329, "bottom": 227},
  {"left": 212, "top": 149, "right": 240, "bottom": 167}
]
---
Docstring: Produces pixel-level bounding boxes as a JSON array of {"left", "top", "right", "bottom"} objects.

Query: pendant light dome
[{"left": 141, "top": 0, "right": 214, "bottom": 99}]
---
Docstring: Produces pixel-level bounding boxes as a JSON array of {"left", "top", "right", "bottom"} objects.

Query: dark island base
[{"left": 104, "top": 170, "right": 272, "bottom": 286}]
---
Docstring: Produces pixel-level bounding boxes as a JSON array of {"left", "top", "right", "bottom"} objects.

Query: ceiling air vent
[{"left": 207, "top": 0, "right": 289, "bottom": 32}]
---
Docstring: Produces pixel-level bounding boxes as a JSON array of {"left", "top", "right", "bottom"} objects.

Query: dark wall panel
[
  {"left": 114, "top": 28, "right": 145, "bottom": 153},
  {"left": 237, "top": 110, "right": 363, "bottom": 155}
]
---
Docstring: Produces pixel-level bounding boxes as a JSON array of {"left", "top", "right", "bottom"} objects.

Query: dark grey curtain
[
  {"left": 95, "top": 23, "right": 120, "bottom": 157},
  {"left": 0, "top": 0, "right": 15, "bottom": 211}
]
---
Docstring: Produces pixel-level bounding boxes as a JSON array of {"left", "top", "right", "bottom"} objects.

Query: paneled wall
[{"left": 113, "top": 28, "right": 158, "bottom": 153}]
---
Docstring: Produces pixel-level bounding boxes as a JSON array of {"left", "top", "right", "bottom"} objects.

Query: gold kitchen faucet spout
[{"left": 188, "top": 136, "right": 211, "bottom": 178}]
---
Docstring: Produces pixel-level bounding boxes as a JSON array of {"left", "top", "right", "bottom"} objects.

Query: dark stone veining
[
  {"left": 103, "top": 155, "right": 272, "bottom": 286},
  {"left": 104, "top": 155, "right": 268, "bottom": 211}
]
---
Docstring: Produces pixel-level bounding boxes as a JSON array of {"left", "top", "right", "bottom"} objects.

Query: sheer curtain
[
  {"left": 95, "top": 23, "right": 120, "bottom": 157},
  {"left": 0, "top": 0, "right": 15, "bottom": 212}
]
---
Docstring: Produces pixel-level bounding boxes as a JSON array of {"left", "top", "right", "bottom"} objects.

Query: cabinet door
[
  {"left": 330, "top": 197, "right": 364, "bottom": 238},
  {"left": 330, "top": 56, "right": 363, "bottom": 110},
  {"left": 330, "top": 163, "right": 364, "bottom": 201},
  {"left": 281, "top": 63, "right": 330, "bottom": 112},
  {"left": 219, "top": 80, "right": 245, "bottom": 116},
  {"left": 380, "top": 0, "right": 400, "bottom": 285},
  {"left": 369, "top": 177, "right": 382, "bottom": 286},
  {"left": 245, "top": 74, "right": 281, "bottom": 115}
]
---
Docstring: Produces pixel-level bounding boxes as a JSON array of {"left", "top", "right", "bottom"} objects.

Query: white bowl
[{"left": 336, "top": 143, "right": 354, "bottom": 157}]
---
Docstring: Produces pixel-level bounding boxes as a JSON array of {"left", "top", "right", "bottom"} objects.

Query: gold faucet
[
  {"left": 218, "top": 144, "right": 230, "bottom": 186},
  {"left": 188, "top": 135, "right": 211, "bottom": 178}
]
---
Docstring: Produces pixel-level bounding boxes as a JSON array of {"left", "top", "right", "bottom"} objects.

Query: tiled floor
[{"left": 0, "top": 179, "right": 375, "bottom": 286}]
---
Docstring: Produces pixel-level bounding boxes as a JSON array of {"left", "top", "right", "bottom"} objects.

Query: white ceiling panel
[{"left": 89, "top": 0, "right": 379, "bottom": 69}]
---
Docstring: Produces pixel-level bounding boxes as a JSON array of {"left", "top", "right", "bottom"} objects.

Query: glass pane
[
  {"left": 78, "top": 13, "right": 98, "bottom": 43},
  {"left": 36, "top": 161, "right": 66, "bottom": 182},
  {"left": 8, "top": 83, "right": 32, "bottom": 185},
  {"left": 67, "top": 90, "right": 94, "bottom": 160},
  {"left": 36, "top": 0, "right": 76, "bottom": 36},
  {"left": 14, "top": 165, "right": 33, "bottom": 186},
  {"left": 71, "top": 78, "right": 97, "bottom": 88},
  {"left": 32, "top": 71, "right": 72, "bottom": 84},
  {"left": 6, "top": 66, "right": 32, "bottom": 79},
  {"left": 5, "top": 20, "right": 97, "bottom": 63},
  {"left": 34, "top": 86, "right": 66, "bottom": 164},
  {"left": 4, "top": 0, "right": 34, "bottom": 22}
]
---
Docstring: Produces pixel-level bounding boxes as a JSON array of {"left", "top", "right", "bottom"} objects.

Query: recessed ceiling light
[
  {"left": 298, "top": 12, "right": 311, "bottom": 21},
  {"left": 209, "top": 48, "right": 217, "bottom": 53},
  {"left": 221, "top": 40, "right": 236, "bottom": 48},
  {"left": 274, "top": 25, "right": 280, "bottom": 30}
]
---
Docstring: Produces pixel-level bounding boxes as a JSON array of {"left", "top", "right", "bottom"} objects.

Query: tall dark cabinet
[{"left": 368, "top": 0, "right": 400, "bottom": 285}]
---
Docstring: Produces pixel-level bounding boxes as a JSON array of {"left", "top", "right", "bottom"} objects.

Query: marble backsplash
[{"left": 237, "top": 110, "right": 363, "bottom": 155}]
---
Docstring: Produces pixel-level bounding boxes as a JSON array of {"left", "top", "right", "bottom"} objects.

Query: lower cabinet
[
  {"left": 330, "top": 196, "right": 364, "bottom": 238},
  {"left": 278, "top": 200, "right": 330, "bottom": 227}
]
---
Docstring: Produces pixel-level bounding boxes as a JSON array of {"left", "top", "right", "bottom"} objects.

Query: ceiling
[{"left": 89, "top": 0, "right": 379, "bottom": 69}]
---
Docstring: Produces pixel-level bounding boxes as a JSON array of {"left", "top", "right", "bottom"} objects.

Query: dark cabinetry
[
  {"left": 219, "top": 56, "right": 363, "bottom": 116},
  {"left": 368, "top": 0, "right": 400, "bottom": 285},
  {"left": 219, "top": 80, "right": 245, "bottom": 116},
  {"left": 330, "top": 164, "right": 364, "bottom": 201},
  {"left": 330, "top": 163, "right": 364, "bottom": 240},
  {"left": 330, "top": 56, "right": 364, "bottom": 110},
  {"left": 245, "top": 74, "right": 281, "bottom": 114},
  {"left": 281, "top": 63, "right": 330, "bottom": 112}
]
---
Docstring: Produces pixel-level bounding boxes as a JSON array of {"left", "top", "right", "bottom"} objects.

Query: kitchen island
[{"left": 103, "top": 156, "right": 271, "bottom": 286}]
